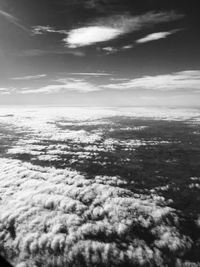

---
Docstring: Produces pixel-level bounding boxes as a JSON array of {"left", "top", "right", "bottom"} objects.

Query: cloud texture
[{"left": 0, "top": 158, "right": 193, "bottom": 267}]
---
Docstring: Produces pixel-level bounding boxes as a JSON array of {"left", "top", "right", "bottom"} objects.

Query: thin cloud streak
[
  {"left": 0, "top": 9, "right": 29, "bottom": 33},
  {"left": 136, "top": 29, "right": 181, "bottom": 44},
  {"left": 11, "top": 74, "right": 47, "bottom": 80},
  {"left": 17, "top": 49, "right": 85, "bottom": 57},
  {"left": 68, "top": 72, "right": 111, "bottom": 76}
]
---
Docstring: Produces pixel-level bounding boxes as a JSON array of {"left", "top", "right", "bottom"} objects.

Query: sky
[{"left": 0, "top": 0, "right": 199, "bottom": 106}]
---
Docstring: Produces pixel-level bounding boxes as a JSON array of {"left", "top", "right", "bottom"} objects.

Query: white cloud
[
  {"left": 122, "top": 44, "right": 134, "bottom": 49},
  {"left": 103, "top": 70, "right": 200, "bottom": 91},
  {"left": 136, "top": 30, "right": 180, "bottom": 44},
  {"left": 65, "top": 26, "right": 122, "bottom": 48},
  {"left": 11, "top": 74, "right": 47, "bottom": 80},
  {"left": 102, "top": 46, "right": 118, "bottom": 54},
  {"left": 65, "top": 11, "right": 183, "bottom": 47}
]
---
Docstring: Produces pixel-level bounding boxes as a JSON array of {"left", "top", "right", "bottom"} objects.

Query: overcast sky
[{"left": 0, "top": 0, "right": 199, "bottom": 106}]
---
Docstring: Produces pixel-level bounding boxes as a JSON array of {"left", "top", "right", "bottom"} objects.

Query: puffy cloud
[
  {"left": 65, "top": 26, "right": 122, "bottom": 48},
  {"left": 65, "top": 11, "right": 183, "bottom": 47},
  {"left": 103, "top": 70, "right": 200, "bottom": 91},
  {"left": 0, "top": 158, "right": 193, "bottom": 267},
  {"left": 7, "top": 144, "right": 46, "bottom": 156}
]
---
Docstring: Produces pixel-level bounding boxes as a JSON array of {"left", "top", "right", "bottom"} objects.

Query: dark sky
[{"left": 0, "top": 0, "right": 199, "bottom": 106}]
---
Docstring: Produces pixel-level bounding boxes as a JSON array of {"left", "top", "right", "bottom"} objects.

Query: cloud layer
[{"left": 0, "top": 157, "right": 193, "bottom": 267}]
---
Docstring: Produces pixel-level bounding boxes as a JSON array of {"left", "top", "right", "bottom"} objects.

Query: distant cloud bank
[
  {"left": 103, "top": 70, "right": 200, "bottom": 91},
  {"left": 1, "top": 70, "right": 200, "bottom": 95}
]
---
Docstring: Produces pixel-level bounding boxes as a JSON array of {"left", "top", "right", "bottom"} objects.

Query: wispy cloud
[
  {"left": 102, "top": 47, "right": 118, "bottom": 54},
  {"left": 136, "top": 29, "right": 181, "bottom": 44},
  {"left": 32, "top": 25, "right": 67, "bottom": 35},
  {"left": 103, "top": 70, "right": 200, "bottom": 91},
  {"left": 0, "top": 87, "right": 11, "bottom": 95},
  {"left": 19, "top": 79, "right": 100, "bottom": 94},
  {"left": 11, "top": 74, "right": 47, "bottom": 80},
  {"left": 101, "top": 44, "right": 134, "bottom": 54},
  {"left": 65, "top": 11, "right": 184, "bottom": 47},
  {"left": 0, "top": 9, "right": 29, "bottom": 33}
]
